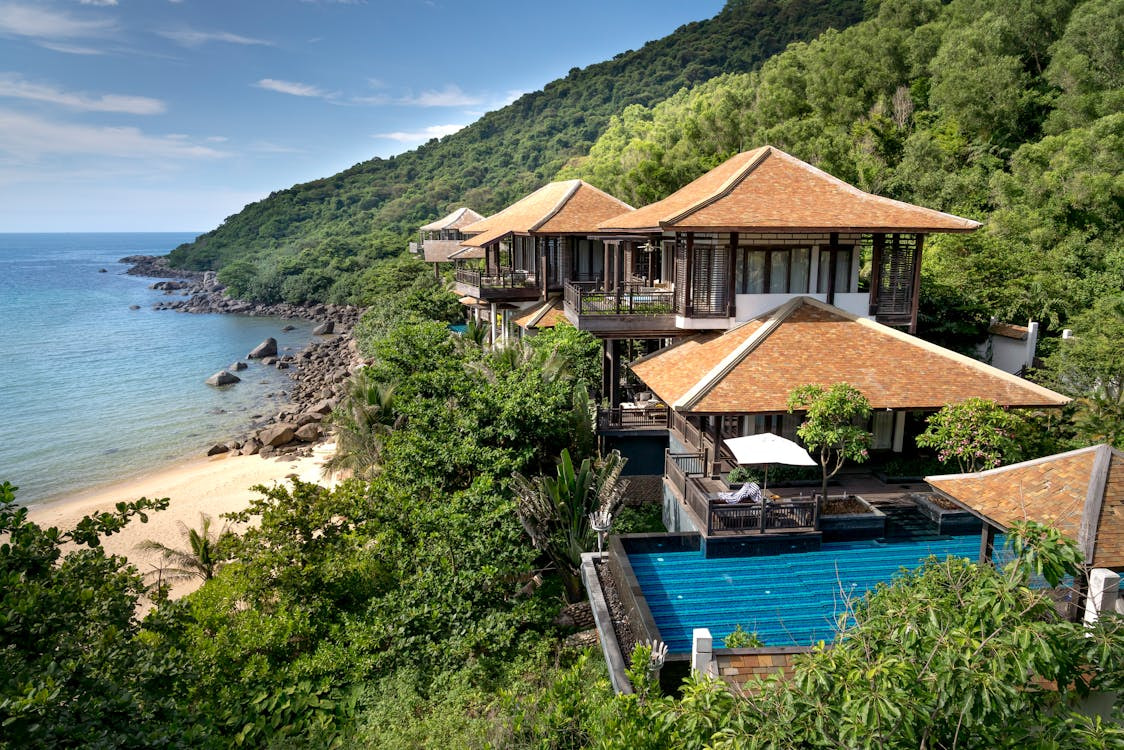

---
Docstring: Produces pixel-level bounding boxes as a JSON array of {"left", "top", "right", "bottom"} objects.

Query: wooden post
[
  {"left": 979, "top": 523, "right": 996, "bottom": 566},
  {"left": 685, "top": 233, "right": 695, "bottom": 315},
  {"left": 909, "top": 234, "right": 924, "bottom": 334},
  {"left": 727, "top": 232, "right": 738, "bottom": 317},
  {"left": 869, "top": 233, "right": 884, "bottom": 315},
  {"left": 826, "top": 232, "right": 838, "bottom": 306}
]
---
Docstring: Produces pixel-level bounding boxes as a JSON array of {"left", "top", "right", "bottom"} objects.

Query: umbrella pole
[{"left": 763, "top": 464, "right": 769, "bottom": 492}]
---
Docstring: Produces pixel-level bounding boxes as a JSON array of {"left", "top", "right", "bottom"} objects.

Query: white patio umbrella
[{"left": 723, "top": 433, "right": 816, "bottom": 491}]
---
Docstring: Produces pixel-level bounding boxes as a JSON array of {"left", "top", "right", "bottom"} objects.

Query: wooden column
[
  {"left": 909, "top": 234, "right": 924, "bottom": 334},
  {"left": 826, "top": 232, "right": 839, "bottom": 306},
  {"left": 727, "top": 232, "right": 738, "bottom": 317},
  {"left": 709, "top": 417, "right": 722, "bottom": 477},
  {"left": 869, "top": 233, "right": 884, "bottom": 315},
  {"left": 685, "top": 233, "right": 695, "bottom": 315},
  {"left": 601, "top": 340, "right": 613, "bottom": 404},
  {"left": 979, "top": 523, "right": 996, "bottom": 567},
  {"left": 603, "top": 241, "right": 612, "bottom": 291}
]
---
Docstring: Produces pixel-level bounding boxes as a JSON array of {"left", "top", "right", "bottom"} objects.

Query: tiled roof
[
  {"left": 989, "top": 322, "right": 1030, "bottom": 340},
  {"left": 419, "top": 207, "right": 485, "bottom": 232},
  {"left": 629, "top": 297, "right": 1069, "bottom": 413},
  {"left": 600, "top": 146, "right": 980, "bottom": 234},
  {"left": 461, "top": 180, "right": 633, "bottom": 248},
  {"left": 448, "top": 245, "right": 484, "bottom": 260},
  {"left": 514, "top": 298, "right": 566, "bottom": 329},
  {"left": 927, "top": 445, "right": 1124, "bottom": 568}
]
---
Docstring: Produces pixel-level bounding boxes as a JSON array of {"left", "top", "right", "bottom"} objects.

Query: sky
[{"left": 0, "top": 0, "right": 725, "bottom": 232}]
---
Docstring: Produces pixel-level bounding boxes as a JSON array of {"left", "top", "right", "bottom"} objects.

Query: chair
[{"left": 717, "top": 481, "right": 763, "bottom": 505}]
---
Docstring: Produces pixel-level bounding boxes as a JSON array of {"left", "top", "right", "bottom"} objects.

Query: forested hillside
[
  {"left": 560, "top": 0, "right": 1123, "bottom": 337},
  {"left": 166, "top": 0, "right": 864, "bottom": 304}
]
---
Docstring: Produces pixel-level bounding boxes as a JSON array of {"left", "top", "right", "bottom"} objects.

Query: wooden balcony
[
  {"left": 563, "top": 281, "right": 679, "bottom": 336},
  {"left": 454, "top": 268, "right": 541, "bottom": 301},
  {"left": 665, "top": 449, "right": 817, "bottom": 536},
  {"left": 597, "top": 405, "right": 668, "bottom": 432}
]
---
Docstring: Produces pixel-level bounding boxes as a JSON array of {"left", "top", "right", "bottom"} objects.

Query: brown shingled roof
[
  {"left": 927, "top": 445, "right": 1124, "bottom": 568},
  {"left": 419, "top": 207, "right": 485, "bottom": 232},
  {"left": 514, "top": 298, "right": 566, "bottom": 330},
  {"left": 599, "top": 146, "right": 980, "bottom": 233},
  {"left": 461, "top": 180, "right": 633, "bottom": 248},
  {"left": 629, "top": 297, "right": 1069, "bottom": 413}
]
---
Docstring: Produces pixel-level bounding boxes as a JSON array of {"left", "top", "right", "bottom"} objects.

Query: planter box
[
  {"left": 911, "top": 492, "right": 981, "bottom": 535},
  {"left": 818, "top": 494, "right": 887, "bottom": 541}
]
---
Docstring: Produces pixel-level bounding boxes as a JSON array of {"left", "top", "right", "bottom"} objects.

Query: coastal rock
[
  {"left": 312, "top": 321, "right": 334, "bottom": 335},
  {"left": 276, "top": 361, "right": 290, "bottom": 370},
  {"left": 207, "top": 443, "right": 230, "bottom": 456},
  {"left": 309, "top": 399, "right": 335, "bottom": 415},
  {"left": 205, "top": 370, "right": 241, "bottom": 386},
  {"left": 261, "top": 356, "right": 278, "bottom": 366},
  {"left": 294, "top": 423, "right": 322, "bottom": 442},
  {"left": 281, "top": 324, "right": 296, "bottom": 332},
  {"left": 258, "top": 423, "right": 296, "bottom": 448},
  {"left": 230, "top": 361, "right": 248, "bottom": 371},
  {"left": 241, "top": 438, "right": 262, "bottom": 456},
  {"left": 248, "top": 337, "right": 278, "bottom": 359},
  {"left": 98, "top": 268, "right": 107, "bottom": 273},
  {"left": 129, "top": 305, "right": 140, "bottom": 310}
]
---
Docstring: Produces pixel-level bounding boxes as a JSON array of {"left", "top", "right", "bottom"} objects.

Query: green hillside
[
  {"left": 560, "top": 0, "right": 1123, "bottom": 335},
  {"left": 166, "top": 0, "right": 865, "bottom": 304}
]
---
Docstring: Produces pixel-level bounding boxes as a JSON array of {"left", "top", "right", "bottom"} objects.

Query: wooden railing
[
  {"left": 598, "top": 406, "right": 669, "bottom": 430},
  {"left": 665, "top": 450, "right": 706, "bottom": 500},
  {"left": 667, "top": 410, "right": 703, "bottom": 452},
  {"left": 708, "top": 498, "right": 818, "bottom": 535},
  {"left": 455, "top": 268, "right": 537, "bottom": 290},
  {"left": 564, "top": 281, "right": 674, "bottom": 316}
]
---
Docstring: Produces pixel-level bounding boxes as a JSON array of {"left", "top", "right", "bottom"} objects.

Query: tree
[
  {"left": 324, "top": 368, "right": 400, "bottom": 479},
  {"left": 136, "top": 512, "right": 232, "bottom": 584},
  {"left": 0, "top": 482, "right": 209, "bottom": 747},
  {"left": 916, "top": 397, "right": 1025, "bottom": 472},
  {"left": 1040, "top": 294, "right": 1124, "bottom": 448},
  {"left": 511, "top": 449, "right": 628, "bottom": 602},
  {"left": 786, "top": 382, "right": 872, "bottom": 504}
]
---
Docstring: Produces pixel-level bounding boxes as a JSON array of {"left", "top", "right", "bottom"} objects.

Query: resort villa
[
  {"left": 413, "top": 206, "right": 485, "bottom": 280},
  {"left": 417, "top": 147, "right": 1118, "bottom": 699}
]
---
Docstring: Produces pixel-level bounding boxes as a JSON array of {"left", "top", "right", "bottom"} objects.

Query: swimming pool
[{"left": 628, "top": 535, "right": 982, "bottom": 652}]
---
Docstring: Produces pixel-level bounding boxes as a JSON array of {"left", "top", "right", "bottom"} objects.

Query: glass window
[
  {"left": 817, "top": 250, "right": 832, "bottom": 293},
  {"left": 835, "top": 248, "right": 852, "bottom": 292},
  {"left": 768, "top": 250, "right": 789, "bottom": 293},
  {"left": 790, "top": 247, "right": 810, "bottom": 293}
]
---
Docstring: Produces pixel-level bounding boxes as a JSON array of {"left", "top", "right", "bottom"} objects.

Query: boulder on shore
[
  {"left": 248, "top": 337, "right": 278, "bottom": 359},
  {"left": 312, "top": 321, "right": 334, "bottom": 335},
  {"left": 258, "top": 423, "right": 296, "bottom": 448},
  {"left": 230, "top": 361, "right": 248, "bottom": 371},
  {"left": 294, "top": 423, "right": 322, "bottom": 442},
  {"left": 281, "top": 324, "right": 296, "bottom": 332},
  {"left": 207, "top": 444, "right": 230, "bottom": 456},
  {"left": 205, "top": 370, "right": 241, "bottom": 386}
]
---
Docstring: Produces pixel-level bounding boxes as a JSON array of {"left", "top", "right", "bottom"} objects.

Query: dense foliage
[
  {"left": 916, "top": 397, "right": 1026, "bottom": 472},
  {"left": 165, "top": 0, "right": 864, "bottom": 304}
]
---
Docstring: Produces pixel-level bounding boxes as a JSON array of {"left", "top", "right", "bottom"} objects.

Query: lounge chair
[{"left": 717, "top": 481, "right": 763, "bottom": 505}]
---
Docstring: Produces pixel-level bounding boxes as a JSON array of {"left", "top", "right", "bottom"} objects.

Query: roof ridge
[
  {"left": 675, "top": 295, "right": 806, "bottom": 410},
  {"left": 926, "top": 443, "right": 1107, "bottom": 483},
  {"left": 529, "top": 179, "right": 583, "bottom": 232},
  {"left": 664, "top": 147, "right": 770, "bottom": 227}
]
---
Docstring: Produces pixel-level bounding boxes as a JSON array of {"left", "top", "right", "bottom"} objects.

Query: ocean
[{"left": 0, "top": 233, "right": 316, "bottom": 506}]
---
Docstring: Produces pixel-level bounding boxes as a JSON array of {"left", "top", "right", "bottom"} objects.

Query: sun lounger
[{"left": 716, "top": 481, "right": 763, "bottom": 505}]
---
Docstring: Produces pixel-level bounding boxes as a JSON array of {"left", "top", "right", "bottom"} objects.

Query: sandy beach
[{"left": 27, "top": 443, "right": 339, "bottom": 600}]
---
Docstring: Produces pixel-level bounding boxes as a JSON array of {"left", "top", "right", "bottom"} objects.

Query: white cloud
[
  {"left": 0, "top": 3, "right": 114, "bottom": 39},
  {"left": 256, "top": 78, "right": 333, "bottom": 99},
  {"left": 78, "top": 0, "right": 117, "bottom": 6},
  {"left": 399, "top": 84, "right": 481, "bottom": 108},
  {"left": 249, "top": 140, "right": 304, "bottom": 154},
  {"left": 0, "top": 73, "right": 165, "bottom": 114},
  {"left": 373, "top": 123, "right": 464, "bottom": 143},
  {"left": 158, "top": 28, "right": 271, "bottom": 47},
  {"left": 37, "top": 40, "right": 103, "bottom": 54},
  {"left": 0, "top": 109, "right": 228, "bottom": 160}
]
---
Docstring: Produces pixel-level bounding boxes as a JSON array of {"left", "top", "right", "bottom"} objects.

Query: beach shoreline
[{"left": 25, "top": 443, "right": 339, "bottom": 600}]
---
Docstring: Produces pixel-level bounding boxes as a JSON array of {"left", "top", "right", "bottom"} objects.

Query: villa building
[
  {"left": 414, "top": 207, "right": 485, "bottom": 279},
  {"left": 449, "top": 180, "right": 633, "bottom": 345}
]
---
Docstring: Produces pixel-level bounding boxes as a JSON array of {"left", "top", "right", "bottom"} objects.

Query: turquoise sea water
[{"left": 0, "top": 233, "right": 315, "bottom": 505}]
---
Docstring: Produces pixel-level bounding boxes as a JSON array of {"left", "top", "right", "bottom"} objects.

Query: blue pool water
[{"left": 629, "top": 535, "right": 982, "bottom": 652}]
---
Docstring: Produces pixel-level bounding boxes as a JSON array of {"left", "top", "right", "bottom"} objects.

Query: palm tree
[
  {"left": 511, "top": 448, "right": 628, "bottom": 603},
  {"left": 137, "top": 512, "right": 231, "bottom": 584},
  {"left": 324, "top": 368, "right": 399, "bottom": 479}
]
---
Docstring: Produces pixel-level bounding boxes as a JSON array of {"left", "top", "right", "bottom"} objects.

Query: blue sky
[{"left": 0, "top": 0, "right": 724, "bottom": 232}]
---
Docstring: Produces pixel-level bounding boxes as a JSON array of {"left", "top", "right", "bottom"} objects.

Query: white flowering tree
[{"left": 916, "top": 397, "right": 1023, "bottom": 473}]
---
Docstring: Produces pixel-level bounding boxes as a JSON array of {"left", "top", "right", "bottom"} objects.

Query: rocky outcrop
[
  {"left": 121, "top": 255, "right": 201, "bottom": 280},
  {"left": 248, "top": 338, "right": 278, "bottom": 359},
  {"left": 312, "top": 321, "right": 334, "bottom": 335},
  {"left": 258, "top": 423, "right": 297, "bottom": 448},
  {"left": 205, "top": 370, "right": 240, "bottom": 386},
  {"left": 230, "top": 361, "right": 247, "bottom": 371}
]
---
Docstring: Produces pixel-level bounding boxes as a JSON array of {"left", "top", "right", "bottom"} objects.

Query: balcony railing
[
  {"left": 708, "top": 498, "right": 818, "bottom": 535},
  {"left": 456, "top": 268, "right": 538, "bottom": 291},
  {"left": 665, "top": 449, "right": 707, "bottom": 501},
  {"left": 564, "top": 281, "right": 675, "bottom": 316},
  {"left": 597, "top": 406, "right": 668, "bottom": 431}
]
